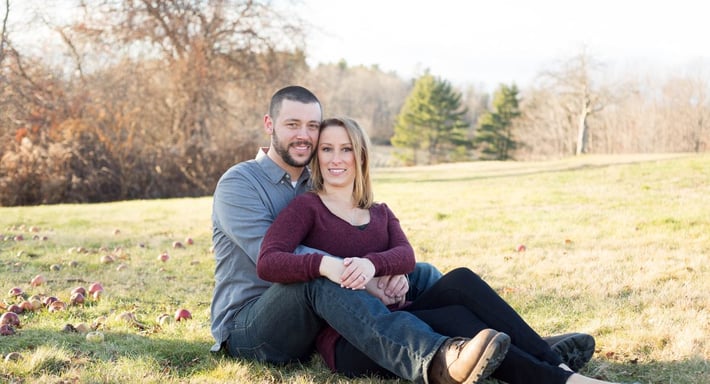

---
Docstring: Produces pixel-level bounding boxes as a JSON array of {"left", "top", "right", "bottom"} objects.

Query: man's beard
[{"left": 272, "top": 130, "right": 314, "bottom": 167}]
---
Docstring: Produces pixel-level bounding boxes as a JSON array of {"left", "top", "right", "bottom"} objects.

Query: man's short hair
[{"left": 269, "top": 86, "right": 321, "bottom": 119}]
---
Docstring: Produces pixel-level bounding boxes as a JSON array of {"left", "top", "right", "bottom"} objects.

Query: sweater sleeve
[
  {"left": 363, "top": 203, "right": 416, "bottom": 276},
  {"left": 257, "top": 195, "right": 324, "bottom": 283}
]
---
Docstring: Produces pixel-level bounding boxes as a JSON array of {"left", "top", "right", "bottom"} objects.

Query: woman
[{"left": 258, "top": 117, "right": 633, "bottom": 384}]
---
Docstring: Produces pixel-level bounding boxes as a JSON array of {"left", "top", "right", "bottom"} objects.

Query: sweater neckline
[{"left": 315, "top": 194, "right": 371, "bottom": 228}]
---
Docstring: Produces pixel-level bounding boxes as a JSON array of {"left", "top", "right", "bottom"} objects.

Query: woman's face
[{"left": 317, "top": 124, "right": 355, "bottom": 189}]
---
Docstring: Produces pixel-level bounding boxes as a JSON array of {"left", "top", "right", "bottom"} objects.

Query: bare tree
[
  {"left": 660, "top": 66, "right": 710, "bottom": 152},
  {"left": 77, "top": 1, "right": 307, "bottom": 189},
  {"left": 537, "top": 48, "right": 608, "bottom": 155},
  {"left": 1, "top": 0, "right": 309, "bottom": 205},
  {"left": 515, "top": 87, "right": 575, "bottom": 159}
]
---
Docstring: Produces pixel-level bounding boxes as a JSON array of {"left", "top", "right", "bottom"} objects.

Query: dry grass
[{"left": 1, "top": 153, "right": 708, "bottom": 383}]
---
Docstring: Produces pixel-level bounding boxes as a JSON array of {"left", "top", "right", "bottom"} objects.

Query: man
[{"left": 210, "top": 85, "right": 594, "bottom": 383}]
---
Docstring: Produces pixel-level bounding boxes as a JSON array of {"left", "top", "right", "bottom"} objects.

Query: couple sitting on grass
[{"left": 210, "top": 86, "right": 639, "bottom": 384}]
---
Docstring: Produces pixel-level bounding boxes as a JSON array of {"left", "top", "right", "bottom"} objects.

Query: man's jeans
[
  {"left": 226, "top": 262, "right": 445, "bottom": 383},
  {"left": 407, "top": 261, "right": 443, "bottom": 300}
]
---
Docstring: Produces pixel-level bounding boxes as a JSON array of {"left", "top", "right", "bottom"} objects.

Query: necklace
[
  {"left": 346, "top": 206, "right": 359, "bottom": 225},
  {"left": 337, "top": 203, "right": 359, "bottom": 225},
  {"left": 319, "top": 195, "right": 365, "bottom": 226}
]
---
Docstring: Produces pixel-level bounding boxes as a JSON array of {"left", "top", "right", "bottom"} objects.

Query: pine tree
[
  {"left": 474, "top": 84, "right": 521, "bottom": 160},
  {"left": 392, "top": 74, "right": 469, "bottom": 165}
]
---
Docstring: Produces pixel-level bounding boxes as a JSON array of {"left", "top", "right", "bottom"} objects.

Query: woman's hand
[
  {"left": 340, "top": 257, "right": 375, "bottom": 290},
  {"left": 318, "top": 255, "right": 346, "bottom": 285}
]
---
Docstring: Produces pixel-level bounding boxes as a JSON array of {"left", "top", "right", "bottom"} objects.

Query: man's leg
[
  {"left": 333, "top": 304, "right": 492, "bottom": 379},
  {"left": 329, "top": 262, "right": 444, "bottom": 378},
  {"left": 226, "top": 283, "right": 325, "bottom": 364},
  {"left": 544, "top": 333, "right": 596, "bottom": 372},
  {"left": 306, "top": 277, "right": 447, "bottom": 383},
  {"left": 407, "top": 262, "right": 443, "bottom": 300}
]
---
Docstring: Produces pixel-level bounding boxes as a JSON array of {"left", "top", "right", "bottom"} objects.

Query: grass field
[{"left": 1, "top": 153, "right": 708, "bottom": 384}]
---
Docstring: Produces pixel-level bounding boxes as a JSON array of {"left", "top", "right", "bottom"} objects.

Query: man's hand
[
  {"left": 378, "top": 274, "right": 409, "bottom": 300},
  {"left": 365, "top": 277, "right": 400, "bottom": 306},
  {"left": 365, "top": 275, "right": 408, "bottom": 307}
]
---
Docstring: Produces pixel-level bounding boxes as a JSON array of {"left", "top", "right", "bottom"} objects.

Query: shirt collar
[{"left": 255, "top": 147, "right": 311, "bottom": 185}]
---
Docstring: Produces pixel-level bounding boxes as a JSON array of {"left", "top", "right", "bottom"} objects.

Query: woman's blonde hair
[{"left": 310, "top": 117, "right": 374, "bottom": 209}]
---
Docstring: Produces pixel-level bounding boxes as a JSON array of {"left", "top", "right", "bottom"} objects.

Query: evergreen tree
[
  {"left": 392, "top": 74, "right": 470, "bottom": 165},
  {"left": 474, "top": 84, "right": 521, "bottom": 160}
]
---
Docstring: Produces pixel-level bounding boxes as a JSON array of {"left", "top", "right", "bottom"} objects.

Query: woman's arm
[
  {"left": 362, "top": 203, "right": 416, "bottom": 276},
  {"left": 340, "top": 204, "right": 416, "bottom": 289},
  {"left": 257, "top": 197, "right": 326, "bottom": 283}
]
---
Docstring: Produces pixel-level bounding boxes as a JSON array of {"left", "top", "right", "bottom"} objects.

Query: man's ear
[{"left": 263, "top": 115, "right": 274, "bottom": 135}]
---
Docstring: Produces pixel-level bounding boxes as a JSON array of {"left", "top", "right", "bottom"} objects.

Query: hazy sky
[
  {"left": 7, "top": 0, "right": 708, "bottom": 92},
  {"left": 296, "top": 0, "right": 709, "bottom": 90}
]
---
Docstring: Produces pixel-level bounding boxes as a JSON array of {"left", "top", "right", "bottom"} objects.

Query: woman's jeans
[{"left": 226, "top": 262, "right": 444, "bottom": 384}]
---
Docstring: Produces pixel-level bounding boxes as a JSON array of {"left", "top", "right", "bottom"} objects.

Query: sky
[
  {"left": 295, "top": 0, "right": 710, "bottom": 90},
  {"left": 6, "top": 0, "right": 708, "bottom": 92}
]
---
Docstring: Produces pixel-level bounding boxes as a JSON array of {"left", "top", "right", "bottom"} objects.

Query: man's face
[{"left": 270, "top": 100, "right": 322, "bottom": 168}]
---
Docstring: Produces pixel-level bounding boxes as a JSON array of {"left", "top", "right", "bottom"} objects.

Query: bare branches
[
  {"left": 0, "top": 0, "right": 9, "bottom": 66},
  {"left": 55, "top": 25, "right": 86, "bottom": 83},
  {"left": 531, "top": 48, "right": 610, "bottom": 155},
  {"left": 1, "top": 0, "right": 311, "bottom": 205}
]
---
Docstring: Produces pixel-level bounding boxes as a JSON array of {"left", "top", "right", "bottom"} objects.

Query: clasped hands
[{"left": 319, "top": 255, "right": 408, "bottom": 307}]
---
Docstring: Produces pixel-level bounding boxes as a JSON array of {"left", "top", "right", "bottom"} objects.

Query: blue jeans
[
  {"left": 407, "top": 261, "right": 443, "bottom": 301},
  {"left": 226, "top": 262, "right": 445, "bottom": 383}
]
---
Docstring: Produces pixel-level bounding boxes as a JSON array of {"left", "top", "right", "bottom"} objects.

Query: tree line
[{"left": 1, "top": 1, "right": 708, "bottom": 206}]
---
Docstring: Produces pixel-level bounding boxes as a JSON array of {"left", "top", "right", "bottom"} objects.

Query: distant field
[{"left": 1, "top": 153, "right": 708, "bottom": 383}]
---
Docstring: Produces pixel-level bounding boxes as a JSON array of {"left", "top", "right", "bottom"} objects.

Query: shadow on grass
[
  {"left": 485, "top": 356, "right": 709, "bottom": 384},
  {"left": 585, "top": 357, "right": 709, "bottom": 384},
  {"left": 210, "top": 352, "right": 710, "bottom": 384},
  {"left": 4, "top": 328, "right": 707, "bottom": 383},
  {"left": 231, "top": 355, "right": 710, "bottom": 384},
  {"left": 1, "top": 328, "right": 215, "bottom": 377}
]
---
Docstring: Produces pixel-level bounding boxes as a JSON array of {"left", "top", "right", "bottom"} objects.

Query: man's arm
[{"left": 213, "top": 169, "right": 273, "bottom": 264}]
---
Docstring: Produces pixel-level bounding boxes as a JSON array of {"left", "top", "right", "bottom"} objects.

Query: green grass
[{"left": 1, "top": 153, "right": 708, "bottom": 383}]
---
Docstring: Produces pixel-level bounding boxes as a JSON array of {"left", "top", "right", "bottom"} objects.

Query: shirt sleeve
[
  {"left": 363, "top": 203, "right": 416, "bottom": 276},
  {"left": 257, "top": 196, "right": 325, "bottom": 283},
  {"left": 212, "top": 168, "right": 272, "bottom": 265}
]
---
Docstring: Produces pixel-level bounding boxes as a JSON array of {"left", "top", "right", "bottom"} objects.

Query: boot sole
[
  {"left": 551, "top": 333, "right": 595, "bottom": 372},
  {"left": 466, "top": 332, "right": 511, "bottom": 384}
]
